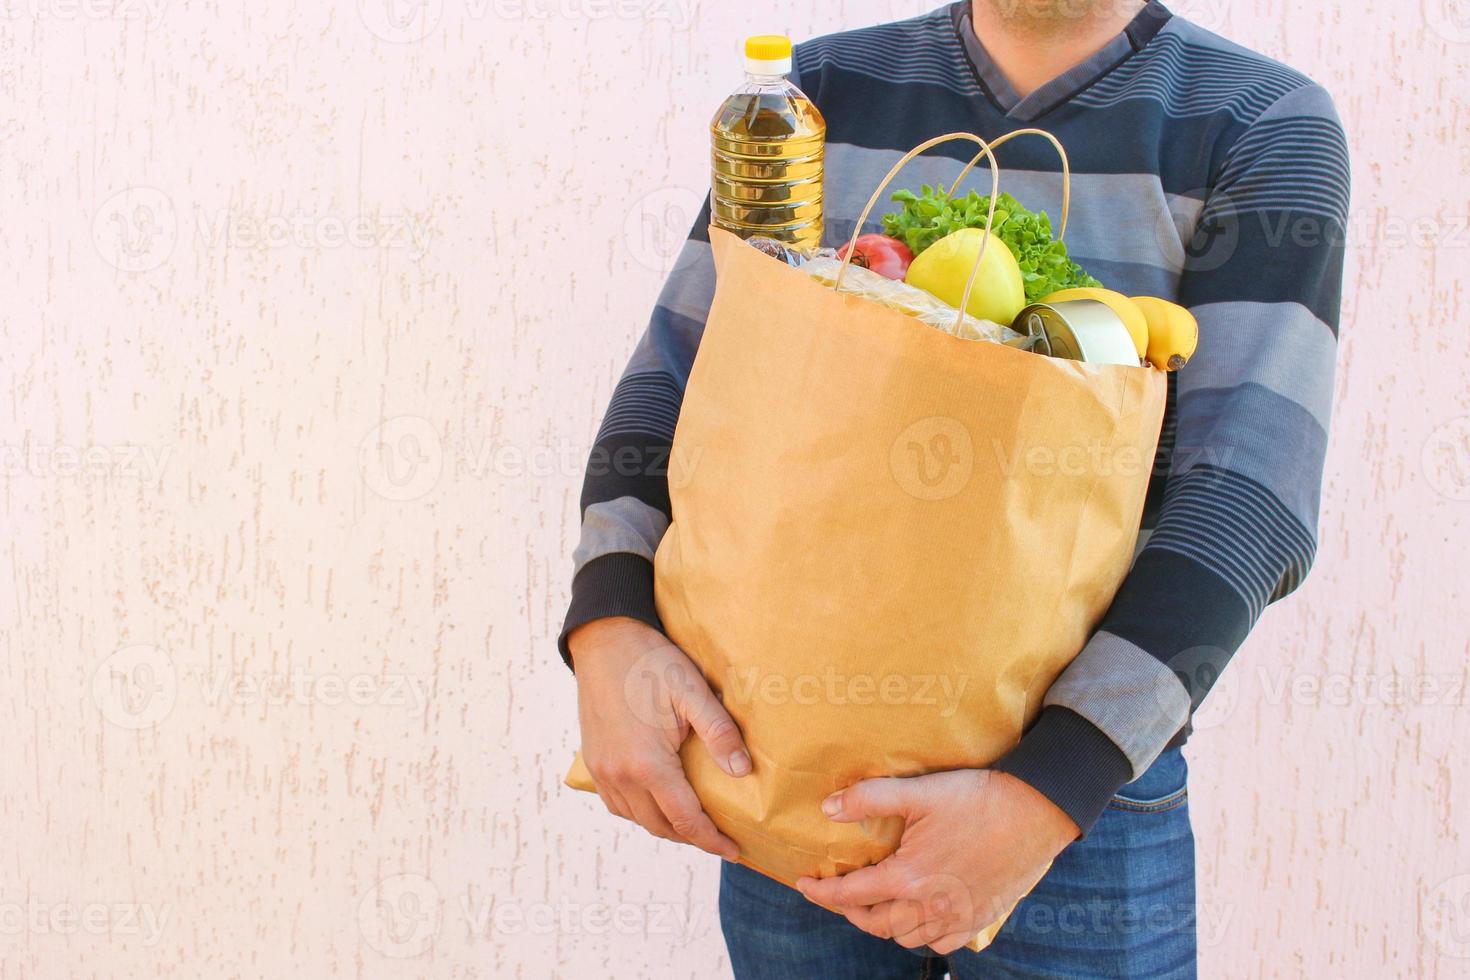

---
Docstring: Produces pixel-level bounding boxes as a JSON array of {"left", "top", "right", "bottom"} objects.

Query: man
[{"left": 563, "top": 1, "right": 1348, "bottom": 975}]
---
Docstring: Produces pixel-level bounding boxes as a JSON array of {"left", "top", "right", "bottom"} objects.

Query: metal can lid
[{"left": 1011, "top": 301, "right": 1138, "bottom": 366}]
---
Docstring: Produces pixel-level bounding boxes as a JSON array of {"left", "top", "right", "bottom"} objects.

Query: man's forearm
[
  {"left": 559, "top": 208, "right": 717, "bottom": 666},
  {"left": 996, "top": 83, "right": 1349, "bottom": 832},
  {"left": 559, "top": 397, "right": 679, "bottom": 666}
]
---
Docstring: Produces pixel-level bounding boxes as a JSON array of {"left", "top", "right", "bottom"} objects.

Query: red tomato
[{"left": 836, "top": 234, "right": 914, "bottom": 280}]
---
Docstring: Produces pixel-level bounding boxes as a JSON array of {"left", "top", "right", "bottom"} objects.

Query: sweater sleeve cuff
[
  {"left": 992, "top": 705, "right": 1134, "bottom": 836},
  {"left": 557, "top": 552, "right": 662, "bottom": 669}
]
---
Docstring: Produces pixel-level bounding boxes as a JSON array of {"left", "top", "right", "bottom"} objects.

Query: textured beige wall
[{"left": 1, "top": 0, "right": 1468, "bottom": 976}]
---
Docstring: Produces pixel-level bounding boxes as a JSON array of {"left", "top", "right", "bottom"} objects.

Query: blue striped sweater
[{"left": 561, "top": 1, "right": 1349, "bottom": 832}]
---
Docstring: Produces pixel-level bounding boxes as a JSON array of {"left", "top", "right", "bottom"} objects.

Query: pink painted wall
[{"left": 1, "top": 0, "right": 1467, "bottom": 976}]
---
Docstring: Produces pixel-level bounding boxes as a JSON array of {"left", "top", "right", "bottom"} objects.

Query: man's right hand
[{"left": 569, "top": 616, "right": 750, "bottom": 861}]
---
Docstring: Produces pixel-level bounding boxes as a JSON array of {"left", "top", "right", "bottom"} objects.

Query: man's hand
[
  {"left": 795, "top": 768, "right": 1079, "bottom": 954},
  {"left": 570, "top": 616, "right": 750, "bottom": 861}
]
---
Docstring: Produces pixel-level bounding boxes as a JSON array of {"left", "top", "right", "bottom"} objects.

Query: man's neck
[{"left": 970, "top": 0, "right": 1145, "bottom": 99}]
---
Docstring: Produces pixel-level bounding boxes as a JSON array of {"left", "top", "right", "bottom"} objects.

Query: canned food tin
[{"left": 1009, "top": 301, "right": 1141, "bottom": 366}]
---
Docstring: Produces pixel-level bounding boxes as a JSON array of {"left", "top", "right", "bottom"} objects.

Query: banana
[
  {"left": 1130, "top": 296, "right": 1199, "bottom": 371},
  {"left": 1039, "top": 287, "right": 1148, "bottom": 359}
]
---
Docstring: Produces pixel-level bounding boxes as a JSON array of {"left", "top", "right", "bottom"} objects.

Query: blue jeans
[{"left": 719, "top": 749, "right": 1195, "bottom": 979}]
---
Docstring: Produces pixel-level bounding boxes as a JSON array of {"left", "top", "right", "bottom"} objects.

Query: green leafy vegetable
[{"left": 882, "top": 186, "right": 1101, "bottom": 303}]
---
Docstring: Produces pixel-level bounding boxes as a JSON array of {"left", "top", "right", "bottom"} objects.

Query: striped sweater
[{"left": 561, "top": 1, "right": 1349, "bottom": 832}]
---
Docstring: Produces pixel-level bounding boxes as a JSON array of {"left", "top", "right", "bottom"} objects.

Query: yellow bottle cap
[{"left": 744, "top": 35, "right": 792, "bottom": 61}]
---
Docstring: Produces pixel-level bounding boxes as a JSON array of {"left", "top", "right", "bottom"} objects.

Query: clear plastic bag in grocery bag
[{"left": 802, "top": 256, "right": 1022, "bottom": 343}]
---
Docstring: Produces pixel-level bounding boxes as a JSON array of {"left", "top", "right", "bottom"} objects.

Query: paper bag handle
[
  {"left": 834, "top": 132, "right": 1000, "bottom": 329},
  {"left": 943, "top": 127, "right": 1072, "bottom": 242},
  {"left": 834, "top": 128, "right": 1073, "bottom": 332}
]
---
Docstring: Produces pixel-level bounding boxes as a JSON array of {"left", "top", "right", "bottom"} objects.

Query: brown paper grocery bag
[{"left": 567, "top": 132, "right": 1166, "bottom": 951}]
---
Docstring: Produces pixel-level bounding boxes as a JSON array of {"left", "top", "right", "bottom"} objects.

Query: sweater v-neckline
[{"left": 949, "top": 1, "right": 1173, "bottom": 122}]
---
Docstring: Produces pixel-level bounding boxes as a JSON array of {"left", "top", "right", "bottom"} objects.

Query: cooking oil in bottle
[{"left": 710, "top": 35, "right": 826, "bottom": 249}]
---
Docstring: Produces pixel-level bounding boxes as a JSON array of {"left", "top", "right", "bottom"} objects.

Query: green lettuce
[{"left": 882, "top": 186, "right": 1101, "bottom": 303}]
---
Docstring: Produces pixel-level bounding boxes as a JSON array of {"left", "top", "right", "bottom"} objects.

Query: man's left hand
[{"left": 795, "top": 768, "right": 1080, "bottom": 954}]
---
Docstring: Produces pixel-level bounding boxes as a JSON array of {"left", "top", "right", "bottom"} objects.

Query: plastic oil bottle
[{"left": 710, "top": 35, "right": 826, "bottom": 249}]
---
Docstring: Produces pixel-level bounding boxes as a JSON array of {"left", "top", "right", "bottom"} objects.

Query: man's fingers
[
  {"left": 673, "top": 682, "right": 751, "bottom": 778},
  {"left": 836, "top": 902, "right": 895, "bottom": 939},
  {"left": 624, "top": 790, "right": 685, "bottom": 845},
  {"left": 820, "top": 776, "right": 920, "bottom": 823},
  {"left": 926, "top": 930, "right": 973, "bottom": 956},
  {"left": 842, "top": 896, "right": 973, "bottom": 950},
  {"left": 893, "top": 918, "right": 956, "bottom": 951},
  {"left": 647, "top": 773, "right": 740, "bottom": 861},
  {"left": 796, "top": 861, "right": 904, "bottom": 909},
  {"left": 590, "top": 751, "right": 738, "bottom": 858},
  {"left": 596, "top": 784, "right": 632, "bottom": 822}
]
